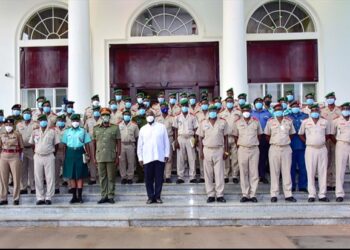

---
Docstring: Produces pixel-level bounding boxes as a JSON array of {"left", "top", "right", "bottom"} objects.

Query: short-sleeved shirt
[
  {"left": 132, "top": 115, "right": 147, "bottom": 129},
  {"left": 83, "top": 106, "right": 93, "bottom": 123},
  {"left": 195, "top": 111, "right": 209, "bottom": 124},
  {"left": 61, "top": 127, "right": 91, "bottom": 148},
  {"left": 264, "top": 117, "right": 296, "bottom": 146},
  {"left": 219, "top": 109, "right": 242, "bottom": 143},
  {"left": 173, "top": 113, "right": 198, "bottom": 136},
  {"left": 251, "top": 109, "right": 272, "bottom": 131},
  {"left": 321, "top": 106, "right": 341, "bottom": 122},
  {"left": 118, "top": 121, "right": 139, "bottom": 143},
  {"left": 29, "top": 127, "right": 60, "bottom": 155},
  {"left": 233, "top": 117, "right": 263, "bottom": 147},
  {"left": 47, "top": 113, "right": 58, "bottom": 127},
  {"left": 333, "top": 116, "right": 350, "bottom": 142},
  {"left": 196, "top": 118, "right": 229, "bottom": 147},
  {"left": 288, "top": 112, "right": 309, "bottom": 150},
  {"left": 156, "top": 115, "right": 174, "bottom": 139},
  {"left": 169, "top": 104, "right": 181, "bottom": 117},
  {"left": 16, "top": 121, "right": 39, "bottom": 147},
  {"left": 0, "top": 131, "right": 24, "bottom": 150},
  {"left": 55, "top": 127, "right": 66, "bottom": 158},
  {"left": 84, "top": 117, "right": 101, "bottom": 136},
  {"left": 110, "top": 111, "right": 123, "bottom": 125},
  {"left": 299, "top": 118, "right": 332, "bottom": 146},
  {"left": 93, "top": 124, "right": 121, "bottom": 162}
]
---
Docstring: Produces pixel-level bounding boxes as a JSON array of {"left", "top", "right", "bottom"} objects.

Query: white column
[
  {"left": 222, "top": 0, "right": 248, "bottom": 99},
  {"left": 68, "top": 0, "right": 91, "bottom": 114}
]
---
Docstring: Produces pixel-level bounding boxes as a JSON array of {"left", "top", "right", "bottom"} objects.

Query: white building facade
[{"left": 0, "top": 0, "right": 349, "bottom": 114}]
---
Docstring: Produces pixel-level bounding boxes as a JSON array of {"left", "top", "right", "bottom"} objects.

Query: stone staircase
[{"left": 2, "top": 175, "right": 350, "bottom": 227}]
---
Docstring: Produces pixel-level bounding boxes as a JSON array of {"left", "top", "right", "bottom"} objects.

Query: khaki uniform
[
  {"left": 16, "top": 120, "right": 39, "bottom": 191},
  {"left": 0, "top": 131, "right": 24, "bottom": 201},
  {"left": 302, "top": 106, "right": 311, "bottom": 115},
  {"left": 189, "top": 105, "right": 201, "bottom": 115},
  {"left": 84, "top": 117, "right": 101, "bottom": 182},
  {"left": 173, "top": 113, "right": 198, "bottom": 180},
  {"left": 265, "top": 117, "right": 296, "bottom": 198},
  {"left": 32, "top": 109, "right": 43, "bottom": 122},
  {"left": 29, "top": 127, "right": 60, "bottom": 201},
  {"left": 46, "top": 112, "right": 58, "bottom": 127},
  {"left": 219, "top": 109, "right": 241, "bottom": 179},
  {"left": 93, "top": 124, "right": 121, "bottom": 199},
  {"left": 116, "top": 101, "right": 125, "bottom": 112},
  {"left": 299, "top": 117, "right": 332, "bottom": 198},
  {"left": 333, "top": 116, "right": 350, "bottom": 198},
  {"left": 321, "top": 106, "right": 341, "bottom": 187},
  {"left": 156, "top": 115, "right": 175, "bottom": 179},
  {"left": 151, "top": 103, "right": 162, "bottom": 117},
  {"left": 83, "top": 107, "right": 93, "bottom": 124},
  {"left": 169, "top": 104, "right": 181, "bottom": 117},
  {"left": 196, "top": 118, "right": 229, "bottom": 197},
  {"left": 195, "top": 111, "right": 210, "bottom": 178},
  {"left": 110, "top": 111, "right": 123, "bottom": 125},
  {"left": 233, "top": 117, "right": 263, "bottom": 198},
  {"left": 118, "top": 121, "right": 139, "bottom": 180},
  {"left": 55, "top": 127, "right": 66, "bottom": 189}
]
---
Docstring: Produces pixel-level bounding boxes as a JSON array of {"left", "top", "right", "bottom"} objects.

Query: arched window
[
  {"left": 131, "top": 3, "right": 198, "bottom": 37},
  {"left": 21, "top": 7, "right": 68, "bottom": 40},
  {"left": 247, "top": 0, "right": 315, "bottom": 34}
]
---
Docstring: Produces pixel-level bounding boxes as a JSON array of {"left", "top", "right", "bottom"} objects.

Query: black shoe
[
  {"left": 55, "top": 189, "right": 60, "bottom": 194},
  {"left": 271, "top": 197, "right": 278, "bottom": 203},
  {"left": 78, "top": 197, "right": 84, "bottom": 204},
  {"left": 13, "top": 200, "right": 19, "bottom": 206},
  {"left": 319, "top": 197, "right": 330, "bottom": 202},
  {"left": 88, "top": 180, "right": 97, "bottom": 185},
  {"left": 0, "top": 200, "right": 8, "bottom": 205},
  {"left": 176, "top": 179, "right": 185, "bottom": 184},
  {"left": 250, "top": 197, "right": 258, "bottom": 203},
  {"left": 36, "top": 200, "right": 45, "bottom": 205},
  {"left": 136, "top": 179, "right": 144, "bottom": 183},
  {"left": 30, "top": 190, "right": 36, "bottom": 194},
  {"left": 308, "top": 197, "right": 315, "bottom": 203},
  {"left": 146, "top": 199, "right": 154, "bottom": 204},
  {"left": 127, "top": 179, "right": 133, "bottom": 184},
  {"left": 165, "top": 178, "right": 172, "bottom": 183},
  {"left": 7, "top": 191, "right": 10, "bottom": 195},
  {"left": 20, "top": 189, "right": 28, "bottom": 195},
  {"left": 155, "top": 198, "right": 163, "bottom": 204},
  {"left": 199, "top": 178, "right": 205, "bottom": 183},
  {"left": 207, "top": 197, "right": 215, "bottom": 203},
  {"left": 190, "top": 179, "right": 198, "bottom": 184},
  {"left": 45, "top": 200, "right": 52, "bottom": 205},
  {"left": 292, "top": 188, "right": 296, "bottom": 192},
  {"left": 68, "top": 188, "right": 73, "bottom": 194},
  {"left": 62, "top": 181, "right": 68, "bottom": 187},
  {"left": 285, "top": 197, "right": 297, "bottom": 202},
  {"left": 224, "top": 178, "right": 229, "bottom": 183},
  {"left": 70, "top": 197, "right": 79, "bottom": 204},
  {"left": 97, "top": 197, "right": 108, "bottom": 204},
  {"left": 299, "top": 188, "right": 308, "bottom": 193},
  {"left": 107, "top": 198, "right": 115, "bottom": 204},
  {"left": 240, "top": 197, "right": 250, "bottom": 203},
  {"left": 259, "top": 177, "right": 269, "bottom": 184},
  {"left": 216, "top": 197, "right": 226, "bottom": 203},
  {"left": 9, "top": 181, "right": 13, "bottom": 187},
  {"left": 336, "top": 197, "right": 344, "bottom": 202},
  {"left": 121, "top": 179, "right": 128, "bottom": 185},
  {"left": 232, "top": 178, "right": 239, "bottom": 184}
]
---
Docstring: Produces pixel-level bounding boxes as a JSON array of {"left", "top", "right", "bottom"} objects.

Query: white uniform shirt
[{"left": 137, "top": 122, "right": 170, "bottom": 165}]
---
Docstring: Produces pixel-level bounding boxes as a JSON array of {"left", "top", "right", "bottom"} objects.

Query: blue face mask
[
  {"left": 215, "top": 102, "right": 222, "bottom": 109},
  {"left": 189, "top": 99, "right": 196, "bottom": 106},
  {"left": 201, "top": 104, "right": 209, "bottom": 111},
  {"left": 123, "top": 115, "right": 131, "bottom": 122},
  {"left": 115, "top": 95, "right": 122, "bottom": 101},
  {"left": 209, "top": 111, "right": 217, "bottom": 119},
  {"left": 326, "top": 98, "right": 335, "bottom": 105},
  {"left": 43, "top": 107, "right": 51, "bottom": 113},
  {"left": 286, "top": 95, "right": 294, "bottom": 102},
  {"left": 182, "top": 106, "right": 189, "bottom": 113},
  {"left": 23, "top": 113, "right": 31, "bottom": 121},
  {"left": 281, "top": 103, "right": 288, "bottom": 110},
  {"left": 56, "top": 121, "right": 65, "bottom": 127},
  {"left": 161, "top": 107, "right": 169, "bottom": 114},
  {"left": 12, "top": 110, "right": 20, "bottom": 116},
  {"left": 125, "top": 102, "right": 132, "bottom": 109},
  {"left": 274, "top": 110, "right": 283, "bottom": 117},
  {"left": 143, "top": 101, "right": 150, "bottom": 108},
  {"left": 158, "top": 98, "right": 165, "bottom": 104},
  {"left": 169, "top": 98, "right": 176, "bottom": 105},
  {"left": 137, "top": 98, "right": 143, "bottom": 104},
  {"left": 342, "top": 110, "right": 350, "bottom": 117},
  {"left": 139, "top": 109, "right": 146, "bottom": 116},
  {"left": 291, "top": 107, "right": 300, "bottom": 114},
  {"left": 239, "top": 99, "right": 246, "bottom": 106},
  {"left": 306, "top": 99, "right": 314, "bottom": 105},
  {"left": 310, "top": 112, "right": 320, "bottom": 119},
  {"left": 110, "top": 104, "right": 118, "bottom": 111},
  {"left": 255, "top": 102, "right": 263, "bottom": 110},
  {"left": 93, "top": 111, "right": 100, "bottom": 117},
  {"left": 67, "top": 108, "right": 74, "bottom": 114},
  {"left": 40, "top": 120, "right": 48, "bottom": 128},
  {"left": 226, "top": 102, "right": 234, "bottom": 109}
]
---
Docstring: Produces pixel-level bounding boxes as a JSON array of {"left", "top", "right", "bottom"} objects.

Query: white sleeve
[
  {"left": 137, "top": 128, "right": 144, "bottom": 162},
  {"left": 163, "top": 125, "right": 170, "bottom": 158}
]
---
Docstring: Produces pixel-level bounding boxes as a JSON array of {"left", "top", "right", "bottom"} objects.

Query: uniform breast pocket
[
  {"left": 7, "top": 136, "right": 18, "bottom": 146},
  {"left": 44, "top": 133, "right": 55, "bottom": 144}
]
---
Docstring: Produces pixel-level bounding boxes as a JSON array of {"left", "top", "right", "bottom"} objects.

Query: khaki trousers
[
  {"left": 269, "top": 145, "right": 293, "bottom": 198},
  {"left": 98, "top": 162, "right": 116, "bottom": 199},
  {"left": 203, "top": 147, "right": 225, "bottom": 197},
  {"left": 55, "top": 155, "right": 64, "bottom": 189},
  {"left": 119, "top": 143, "right": 136, "bottom": 180},
  {"left": 0, "top": 152, "right": 21, "bottom": 201},
  {"left": 21, "top": 147, "right": 35, "bottom": 191},
  {"left": 335, "top": 141, "right": 350, "bottom": 198},
  {"left": 164, "top": 138, "right": 174, "bottom": 179},
  {"left": 34, "top": 153, "right": 55, "bottom": 201},
  {"left": 326, "top": 140, "right": 336, "bottom": 187},
  {"left": 238, "top": 146, "right": 259, "bottom": 198},
  {"left": 176, "top": 136, "right": 196, "bottom": 180},
  {"left": 225, "top": 142, "right": 239, "bottom": 178},
  {"left": 87, "top": 142, "right": 97, "bottom": 181},
  {"left": 305, "top": 146, "right": 328, "bottom": 198},
  {"left": 196, "top": 146, "right": 204, "bottom": 178}
]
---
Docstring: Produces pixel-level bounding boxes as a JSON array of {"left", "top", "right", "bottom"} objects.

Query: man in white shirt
[{"left": 137, "top": 110, "right": 170, "bottom": 204}]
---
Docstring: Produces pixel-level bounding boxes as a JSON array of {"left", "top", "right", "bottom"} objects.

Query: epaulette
[
  {"left": 268, "top": 117, "right": 274, "bottom": 121},
  {"left": 219, "top": 117, "right": 226, "bottom": 121},
  {"left": 131, "top": 121, "right": 138, "bottom": 125},
  {"left": 284, "top": 117, "right": 291, "bottom": 121},
  {"left": 50, "top": 113, "right": 57, "bottom": 116},
  {"left": 49, "top": 126, "right": 56, "bottom": 130},
  {"left": 117, "top": 121, "right": 123, "bottom": 125},
  {"left": 252, "top": 117, "right": 259, "bottom": 121}
]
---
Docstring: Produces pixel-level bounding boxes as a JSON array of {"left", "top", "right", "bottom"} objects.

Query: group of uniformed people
[{"left": 0, "top": 87, "right": 349, "bottom": 205}]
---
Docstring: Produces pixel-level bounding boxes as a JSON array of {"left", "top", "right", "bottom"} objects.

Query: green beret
[
  {"left": 180, "top": 92, "right": 188, "bottom": 97},
  {"left": 169, "top": 92, "right": 176, "bottom": 97},
  {"left": 158, "top": 91, "right": 165, "bottom": 97},
  {"left": 286, "top": 90, "right": 294, "bottom": 95},
  {"left": 57, "top": 114, "right": 66, "bottom": 121},
  {"left": 160, "top": 102, "right": 169, "bottom": 107},
  {"left": 37, "top": 114, "right": 47, "bottom": 121},
  {"left": 70, "top": 114, "right": 80, "bottom": 121},
  {"left": 341, "top": 102, "right": 350, "bottom": 108},
  {"left": 5, "top": 117, "right": 14, "bottom": 124},
  {"left": 180, "top": 99, "right": 188, "bottom": 105},
  {"left": 22, "top": 108, "right": 32, "bottom": 114},
  {"left": 136, "top": 92, "right": 145, "bottom": 98},
  {"left": 108, "top": 99, "right": 116, "bottom": 104},
  {"left": 12, "top": 104, "right": 21, "bottom": 110},
  {"left": 278, "top": 97, "right": 287, "bottom": 102},
  {"left": 254, "top": 97, "right": 263, "bottom": 104},
  {"left": 238, "top": 93, "right": 247, "bottom": 98},
  {"left": 188, "top": 93, "right": 196, "bottom": 98},
  {"left": 201, "top": 96, "right": 208, "bottom": 102},
  {"left": 36, "top": 96, "right": 46, "bottom": 101},
  {"left": 113, "top": 89, "right": 123, "bottom": 94},
  {"left": 200, "top": 89, "right": 208, "bottom": 94},
  {"left": 67, "top": 101, "right": 75, "bottom": 105},
  {"left": 264, "top": 94, "right": 272, "bottom": 99},
  {"left": 144, "top": 95, "right": 151, "bottom": 100},
  {"left": 310, "top": 104, "right": 319, "bottom": 109},
  {"left": 225, "top": 96, "right": 234, "bottom": 101},
  {"left": 92, "top": 106, "right": 101, "bottom": 111},
  {"left": 325, "top": 92, "right": 335, "bottom": 98},
  {"left": 42, "top": 100, "right": 51, "bottom": 105},
  {"left": 241, "top": 104, "right": 251, "bottom": 110},
  {"left": 123, "top": 96, "right": 131, "bottom": 102},
  {"left": 305, "top": 93, "right": 315, "bottom": 98},
  {"left": 123, "top": 110, "right": 131, "bottom": 115},
  {"left": 226, "top": 88, "right": 233, "bottom": 93},
  {"left": 91, "top": 94, "right": 99, "bottom": 100},
  {"left": 213, "top": 96, "right": 222, "bottom": 101},
  {"left": 208, "top": 105, "right": 217, "bottom": 111}
]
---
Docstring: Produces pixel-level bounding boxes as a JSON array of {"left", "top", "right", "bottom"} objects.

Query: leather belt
[
  {"left": 178, "top": 135, "right": 193, "bottom": 139},
  {"left": 122, "top": 142, "right": 135, "bottom": 145},
  {"left": 238, "top": 145, "right": 258, "bottom": 149},
  {"left": 35, "top": 152, "right": 53, "bottom": 157},
  {"left": 271, "top": 144, "right": 290, "bottom": 147},
  {"left": 204, "top": 146, "right": 223, "bottom": 149},
  {"left": 2, "top": 149, "right": 21, "bottom": 153},
  {"left": 307, "top": 144, "right": 326, "bottom": 149}
]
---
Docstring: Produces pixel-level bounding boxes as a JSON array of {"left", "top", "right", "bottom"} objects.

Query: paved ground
[{"left": 1, "top": 225, "right": 350, "bottom": 248}]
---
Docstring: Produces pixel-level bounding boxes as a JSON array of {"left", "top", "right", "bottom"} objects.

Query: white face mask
[
  {"left": 72, "top": 121, "right": 80, "bottom": 128},
  {"left": 5, "top": 126, "right": 13, "bottom": 133},
  {"left": 92, "top": 100, "right": 100, "bottom": 106},
  {"left": 242, "top": 112, "right": 251, "bottom": 118},
  {"left": 146, "top": 116, "right": 155, "bottom": 123}
]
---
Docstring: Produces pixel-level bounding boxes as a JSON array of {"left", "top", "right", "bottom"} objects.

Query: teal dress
[{"left": 61, "top": 127, "right": 91, "bottom": 179}]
